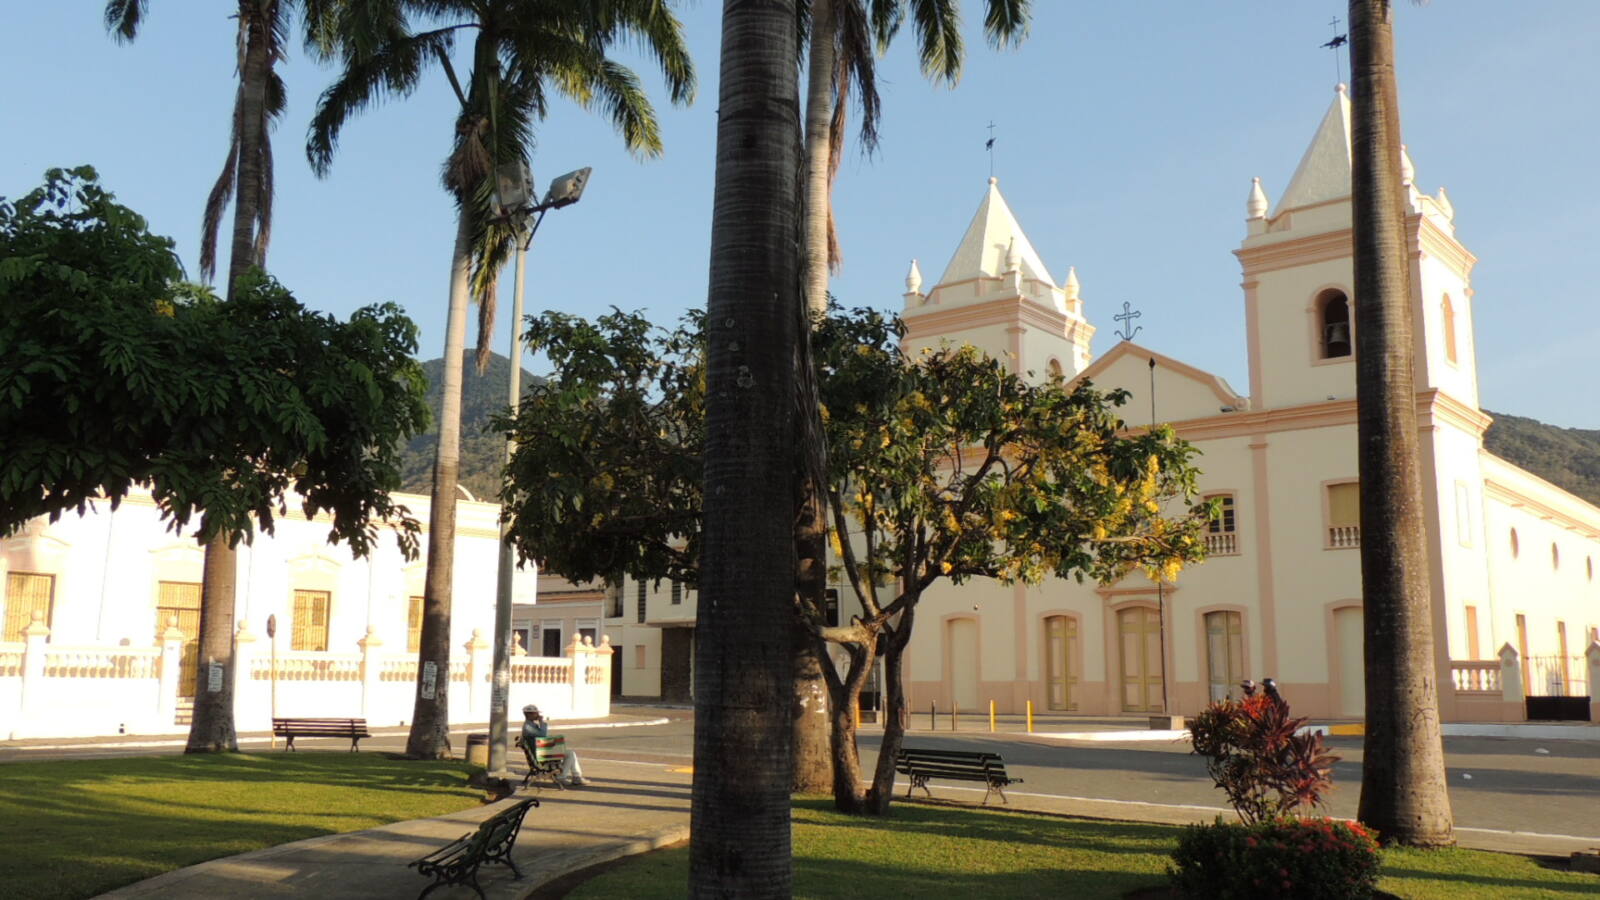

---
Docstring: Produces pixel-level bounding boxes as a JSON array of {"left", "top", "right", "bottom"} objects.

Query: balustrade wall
[{"left": 0, "top": 611, "right": 613, "bottom": 740}]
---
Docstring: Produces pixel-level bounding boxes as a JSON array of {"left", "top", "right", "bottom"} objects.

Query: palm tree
[
  {"left": 105, "top": 0, "right": 338, "bottom": 754},
  {"left": 307, "top": 0, "right": 693, "bottom": 760},
  {"left": 791, "top": 0, "right": 1030, "bottom": 794},
  {"left": 1347, "top": 0, "right": 1455, "bottom": 846},
  {"left": 692, "top": 1, "right": 802, "bottom": 894}
]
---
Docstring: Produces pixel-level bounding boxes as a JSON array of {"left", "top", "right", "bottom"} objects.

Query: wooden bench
[
  {"left": 515, "top": 734, "right": 567, "bottom": 790},
  {"left": 271, "top": 717, "right": 371, "bottom": 752},
  {"left": 895, "top": 747, "right": 1021, "bottom": 805},
  {"left": 409, "top": 797, "right": 538, "bottom": 899}
]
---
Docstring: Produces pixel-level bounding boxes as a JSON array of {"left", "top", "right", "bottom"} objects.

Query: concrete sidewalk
[{"left": 97, "top": 755, "right": 693, "bottom": 899}]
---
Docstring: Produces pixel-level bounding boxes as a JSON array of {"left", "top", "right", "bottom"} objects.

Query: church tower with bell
[{"left": 900, "top": 176, "right": 1094, "bottom": 381}]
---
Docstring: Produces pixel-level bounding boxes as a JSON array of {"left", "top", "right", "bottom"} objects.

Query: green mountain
[
  {"left": 399, "top": 352, "right": 539, "bottom": 502},
  {"left": 1483, "top": 410, "right": 1600, "bottom": 508}
]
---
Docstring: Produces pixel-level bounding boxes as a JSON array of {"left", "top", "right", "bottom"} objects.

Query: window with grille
[
  {"left": 157, "top": 582, "right": 203, "bottom": 698},
  {"left": 670, "top": 581, "right": 683, "bottom": 605},
  {"left": 291, "top": 590, "right": 331, "bottom": 651},
  {"left": 636, "top": 579, "right": 646, "bottom": 624},
  {"left": 4, "top": 572, "right": 55, "bottom": 642},
  {"left": 407, "top": 595, "right": 424, "bottom": 653}
]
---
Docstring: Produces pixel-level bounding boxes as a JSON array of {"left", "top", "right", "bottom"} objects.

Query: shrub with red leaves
[
  {"left": 1187, "top": 692, "right": 1339, "bottom": 824},
  {"left": 1170, "top": 816, "right": 1381, "bottom": 900}
]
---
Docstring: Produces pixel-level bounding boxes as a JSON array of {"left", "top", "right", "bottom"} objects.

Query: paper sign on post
[
  {"left": 421, "top": 660, "right": 438, "bottom": 700},
  {"left": 207, "top": 662, "right": 224, "bottom": 693}
]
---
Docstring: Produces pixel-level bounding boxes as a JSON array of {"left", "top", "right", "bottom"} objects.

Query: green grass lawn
[
  {"left": 0, "top": 752, "right": 482, "bottom": 900},
  {"left": 568, "top": 799, "right": 1600, "bottom": 900}
]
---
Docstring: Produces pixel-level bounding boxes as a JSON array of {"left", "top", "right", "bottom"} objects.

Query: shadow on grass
[{"left": 0, "top": 752, "right": 482, "bottom": 900}]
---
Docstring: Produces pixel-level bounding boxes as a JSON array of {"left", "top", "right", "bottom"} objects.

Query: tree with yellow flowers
[{"left": 498, "top": 305, "right": 1211, "bottom": 816}]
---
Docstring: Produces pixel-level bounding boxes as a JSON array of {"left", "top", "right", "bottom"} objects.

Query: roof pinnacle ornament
[{"left": 1247, "top": 177, "right": 1269, "bottom": 220}]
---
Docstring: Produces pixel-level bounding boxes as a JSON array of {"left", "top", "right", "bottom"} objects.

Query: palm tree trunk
[
  {"left": 406, "top": 209, "right": 474, "bottom": 760},
  {"left": 1348, "top": 0, "right": 1455, "bottom": 847},
  {"left": 690, "top": 0, "right": 800, "bottom": 894},
  {"left": 186, "top": 3, "right": 270, "bottom": 754},
  {"left": 790, "top": 0, "right": 840, "bottom": 796}
]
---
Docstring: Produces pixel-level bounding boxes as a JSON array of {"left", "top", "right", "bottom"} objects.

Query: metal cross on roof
[{"left": 1113, "top": 301, "right": 1143, "bottom": 342}]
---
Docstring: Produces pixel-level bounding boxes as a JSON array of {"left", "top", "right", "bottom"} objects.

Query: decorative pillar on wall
[
  {"left": 1498, "top": 642, "right": 1524, "bottom": 710},
  {"left": 465, "top": 628, "right": 490, "bottom": 718},
  {"left": 567, "top": 633, "right": 585, "bottom": 716},
  {"left": 594, "top": 634, "right": 615, "bottom": 717},
  {"left": 156, "top": 615, "right": 185, "bottom": 729},
  {"left": 358, "top": 626, "right": 383, "bottom": 721},
  {"left": 233, "top": 620, "right": 256, "bottom": 731},
  {"left": 1587, "top": 641, "right": 1600, "bottom": 724},
  {"left": 17, "top": 612, "right": 50, "bottom": 738}
]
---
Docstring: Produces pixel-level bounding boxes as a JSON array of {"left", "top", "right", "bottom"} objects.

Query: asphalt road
[{"left": 6, "top": 706, "right": 1596, "bottom": 846}]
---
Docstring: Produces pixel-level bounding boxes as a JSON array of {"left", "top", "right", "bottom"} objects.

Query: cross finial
[
  {"left": 1323, "top": 16, "right": 1347, "bottom": 85},
  {"left": 1113, "top": 301, "right": 1143, "bottom": 342},
  {"left": 985, "top": 122, "right": 997, "bottom": 179}
]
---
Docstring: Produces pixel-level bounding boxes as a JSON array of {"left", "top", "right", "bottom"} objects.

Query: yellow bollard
[
  {"left": 989, "top": 699, "right": 996, "bottom": 733},
  {"left": 1027, "top": 700, "right": 1034, "bottom": 733}
]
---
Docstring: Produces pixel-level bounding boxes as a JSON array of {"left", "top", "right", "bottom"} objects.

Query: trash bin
[{"left": 465, "top": 732, "right": 489, "bottom": 767}]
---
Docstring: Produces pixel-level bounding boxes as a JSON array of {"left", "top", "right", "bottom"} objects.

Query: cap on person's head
[{"left": 522, "top": 704, "right": 540, "bottom": 715}]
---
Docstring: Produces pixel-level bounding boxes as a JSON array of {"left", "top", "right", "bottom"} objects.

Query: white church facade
[{"left": 610, "top": 86, "right": 1600, "bottom": 722}]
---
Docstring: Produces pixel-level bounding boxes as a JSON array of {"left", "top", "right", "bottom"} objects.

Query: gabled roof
[
  {"left": 1275, "top": 85, "right": 1352, "bottom": 214},
  {"left": 936, "top": 177, "right": 1055, "bottom": 287},
  {"left": 1072, "top": 341, "right": 1247, "bottom": 414}
]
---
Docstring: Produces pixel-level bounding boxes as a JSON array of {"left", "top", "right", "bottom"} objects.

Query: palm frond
[
  {"left": 867, "top": 0, "right": 902, "bottom": 55},
  {"left": 836, "top": 0, "right": 880, "bottom": 153},
  {"left": 983, "top": 0, "right": 1030, "bottom": 49},
  {"left": 103, "top": 0, "right": 148, "bottom": 43},
  {"left": 307, "top": 25, "right": 462, "bottom": 176},
  {"left": 199, "top": 96, "right": 244, "bottom": 282},
  {"left": 906, "top": 0, "right": 963, "bottom": 85}
]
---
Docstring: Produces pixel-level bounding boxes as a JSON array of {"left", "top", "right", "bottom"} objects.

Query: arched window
[
  {"left": 1510, "top": 528, "right": 1519, "bottom": 558},
  {"left": 1551, "top": 543, "right": 1560, "bottom": 570},
  {"left": 1441, "top": 295, "right": 1458, "bottom": 364},
  {"left": 1047, "top": 358, "right": 1064, "bottom": 380},
  {"left": 1317, "top": 289, "right": 1352, "bottom": 359}
]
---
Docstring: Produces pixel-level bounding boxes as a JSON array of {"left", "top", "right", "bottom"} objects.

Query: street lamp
[{"left": 486, "top": 164, "right": 592, "bottom": 780}]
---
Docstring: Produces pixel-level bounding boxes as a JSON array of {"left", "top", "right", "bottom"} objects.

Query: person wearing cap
[{"left": 521, "top": 704, "right": 587, "bottom": 786}]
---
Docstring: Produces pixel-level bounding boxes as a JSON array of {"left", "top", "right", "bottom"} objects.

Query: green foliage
[
  {"left": 1188, "top": 693, "right": 1339, "bottom": 825},
  {"left": 498, "top": 308, "right": 704, "bottom": 586},
  {"left": 0, "top": 168, "right": 431, "bottom": 555},
  {"left": 0, "top": 752, "right": 479, "bottom": 900},
  {"left": 500, "top": 304, "right": 1211, "bottom": 600},
  {"left": 1483, "top": 409, "right": 1600, "bottom": 507},
  {"left": 1169, "top": 817, "right": 1381, "bottom": 900}
]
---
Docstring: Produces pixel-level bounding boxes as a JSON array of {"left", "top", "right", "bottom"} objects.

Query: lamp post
[{"left": 486, "top": 165, "right": 591, "bottom": 780}]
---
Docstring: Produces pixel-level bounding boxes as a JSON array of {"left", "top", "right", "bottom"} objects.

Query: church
[{"left": 614, "top": 85, "right": 1600, "bottom": 722}]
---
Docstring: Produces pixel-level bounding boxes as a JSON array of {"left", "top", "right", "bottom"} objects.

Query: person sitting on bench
[{"left": 521, "top": 704, "right": 587, "bottom": 786}]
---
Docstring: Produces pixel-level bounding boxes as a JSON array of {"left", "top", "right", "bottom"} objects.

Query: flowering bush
[
  {"left": 1187, "top": 691, "right": 1338, "bottom": 823},
  {"left": 1170, "top": 817, "right": 1382, "bottom": 899}
]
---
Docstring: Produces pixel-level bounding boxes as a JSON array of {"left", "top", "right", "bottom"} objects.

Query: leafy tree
[
  {"left": 0, "top": 168, "right": 430, "bottom": 593},
  {"left": 307, "top": 0, "right": 694, "bottom": 760},
  {"left": 105, "top": 0, "right": 345, "bottom": 751},
  {"left": 1347, "top": 0, "right": 1455, "bottom": 846},
  {"left": 792, "top": 0, "right": 1030, "bottom": 792},
  {"left": 498, "top": 306, "right": 1211, "bottom": 816}
]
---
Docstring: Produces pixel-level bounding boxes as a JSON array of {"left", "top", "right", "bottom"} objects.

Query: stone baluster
[
  {"left": 16, "top": 612, "right": 50, "bottom": 739},
  {"left": 157, "top": 615, "right": 186, "bottom": 729},
  {"left": 358, "top": 626, "right": 383, "bottom": 721},
  {"left": 465, "top": 629, "right": 490, "bottom": 719}
]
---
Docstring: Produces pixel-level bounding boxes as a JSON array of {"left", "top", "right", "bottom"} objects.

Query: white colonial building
[
  {"left": 608, "top": 86, "right": 1600, "bottom": 722},
  {"left": 0, "top": 490, "right": 616, "bottom": 740}
]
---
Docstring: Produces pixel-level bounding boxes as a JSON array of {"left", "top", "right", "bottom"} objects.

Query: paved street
[{"left": 6, "top": 705, "right": 1596, "bottom": 850}]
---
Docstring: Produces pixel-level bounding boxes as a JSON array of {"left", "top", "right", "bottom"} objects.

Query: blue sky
[{"left": 4, "top": 2, "right": 1597, "bottom": 428}]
